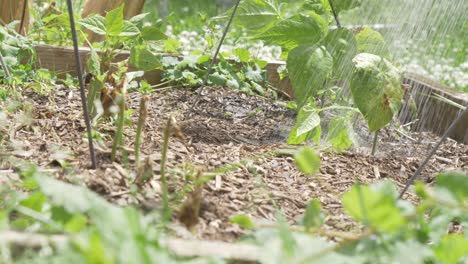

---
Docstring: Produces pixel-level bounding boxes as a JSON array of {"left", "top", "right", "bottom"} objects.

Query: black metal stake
[
  {"left": 66, "top": 0, "right": 97, "bottom": 169},
  {"left": 328, "top": 0, "right": 342, "bottom": 28},
  {"left": 192, "top": 0, "right": 242, "bottom": 108},
  {"left": 399, "top": 106, "right": 468, "bottom": 198}
]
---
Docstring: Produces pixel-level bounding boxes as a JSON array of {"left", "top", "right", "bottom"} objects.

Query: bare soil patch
[{"left": 1, "top": 85, "right": 466, "bottom": 241}]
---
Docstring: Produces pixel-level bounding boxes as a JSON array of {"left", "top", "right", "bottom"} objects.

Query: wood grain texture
[{"left": 0, "top": 0, "right": 30, "bottom": 34}]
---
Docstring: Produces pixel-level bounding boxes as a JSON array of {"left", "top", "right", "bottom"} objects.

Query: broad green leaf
[
  {"left": 244, "top": 66, "right": 263, "bottom": 82},
  {"left": 324, "top": 28, "right": 357, "bottom": 80},
  {"left": 120, "top": 21, "right": 140, "bottom": 37},
  {"left": 343, "top": 184, "right": 406, "bottom": 232},
  {"left": 355, "top": 27, "right": 389, "bottom": 58},
  {"left": 350, "top": 53, "right": 403, "bottom": 132},
  {"left": 213, "top": 0, "right": 282, "bottom": 31},
  {"left": 141, "top": 26, "right": 168, "bottom": 41},
  {"left": 294, "top": 147, "right": 321, "bottom": 175},
  {"left": 104, "top": 4, "right": 124, "bottom": 36},
  {"left": 326, "top": 115, "right": 355, "bottom": 151},
  {"left": 130, "top": 45, "right": 162, "bottom": 71},
  {"left": 302, "top": 0, "right": 331, "bottom": 21},
  {"left": 435, "top": 171, "right": 468, "bottom": 202},
  {"left": 233, "top": 48, "right": 250, "bottom": 63},
  {"left": 302, "top": 199, "right": 323, "bottom": 230},
  {"left": 254, "top": 14, "right": 328, "bottom": 50},
  {"left": 163, "top": 38, "right": 180, "bottom": 53},
  {"left": 78, "top": 15, "right": 106, "bottom": 35},
  {"left": 288, "top": 106, "right": 321, "bottom": 144},
  {"left": 230, "top": 215, "right": 255, "bottom": 229},
  {"left": 19, "top": 192, "right": 47, "bottom": 212},
  {"left": 296, "top": 107, "right": 320, "bottom": 137},
  {"left": 333, "top": 0, "right": 362, "bottom": 13},
  {"left": 287, "top": 45, "right": 333, "bottom": 107},
  {"left": 433, "top": 234, "right": 468, "bottom": 264}
]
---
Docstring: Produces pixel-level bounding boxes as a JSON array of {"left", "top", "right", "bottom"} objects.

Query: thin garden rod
[
  {"left": 66, "top": 0, "right": 97, "bottom": 169},
  {"left": 328, "top": 0, "right": 342, "bottom": 28},
  {"left": 192, "top": 0, "right": 242, "bottom": 107},
  {"left": 0, "top": 52, "right": 11, "bottom": 79},
  {"left": 399, "top": 105, "right": 468, "bottom": 198},
  {"left": 19, "top": 0, "right": 28, "bottom": 35}
]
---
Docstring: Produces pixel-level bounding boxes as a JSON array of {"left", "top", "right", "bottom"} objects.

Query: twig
[
  {"left": 19, "top": 0, "right": 28, "bottom": 35},
  {"left": 160, "top": 117, "right": 172, "bottom": 222},
  {"left": 0, "top": 52, "right": 11, "bottom": 79},
  {"left": 66, "top": 0, "right": 97, "bottom": 169},
  {"left": 135, "top": 95, "right": 149, "bottom": 167},
  {"left": 399, "top": 106, "right": 468, "bottom": 198},
  {"left": 191, "top": 0, "right": 242, "bottom": 110}
]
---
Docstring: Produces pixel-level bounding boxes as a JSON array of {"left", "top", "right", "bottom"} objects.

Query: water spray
[
  {"left": 399, "top": 105, "right": 468, "bottom": 198},
  {"left": 66, "top": 0, "right": 97, "bottom": 169},
  {"left": 191, "top": 0, "right": 242, "bottom": 109}
]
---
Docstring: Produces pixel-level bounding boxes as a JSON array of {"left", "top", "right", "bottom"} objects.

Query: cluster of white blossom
[{"left": 391, "top": 39, "right": 467, "bottom": 91}]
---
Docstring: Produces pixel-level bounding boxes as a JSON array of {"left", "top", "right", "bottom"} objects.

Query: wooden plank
[
  {"left": 0, "top": 0, "right": 29, "bottom": 34},
  {"left": 32, "top": 44, "right": 467, "bottom": 144}
]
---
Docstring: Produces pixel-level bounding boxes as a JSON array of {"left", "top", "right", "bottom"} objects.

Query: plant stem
[
  {"left": 111, "top": 95, "right": 126, "bottom": 161},
  {"left": 135, "top": 95, "right": 149, "bottom": 167},
  {"left": 66, "top": 0, "right": 97, "bottom": 169},
  {"left": 328, "top": 0, "right": 342, "bottom": 28},
  {"left": 160, "top": 118, "right": 172, "bottom": 222},
  {"left": 371, "top": 130, "right": 379, "bottom": 156},
  {"left": 0, "top": 52, "right": 11, "bottom": 79}
]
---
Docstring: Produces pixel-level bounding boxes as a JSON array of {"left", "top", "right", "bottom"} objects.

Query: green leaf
[
  {"left": 230, "top": 215, "right": 255, "bottom": 229},
  {"left": 19, "top": 192, "right": 47, "bottom": 212},
  {"left": 141, "top": 26, "right": 168, "bottom": 41},
  {"left": 213, "top": 0, "right": 282, "bottom": 31},
  {"left": 294, "top": 147, "right": 321, "bottom": 175},
  {"left": 435, "top": 171, "right": 468, "bottom": 202},
  {"left": 326, "top": 115, "right": 355, "bottom": 151},
  {"left": 120, "top": 21, "right": 140, "bottom": 37},
  {"left": 233, "top": 48, "right": 250, "bottom": 63},
  {"left": 130, "top": 45, "right": 162, "bottom": 71},
  {"left": 433, "top": 234, "right": 468, "bottom": 264},
  {"left": 288, "top": 106, "right": 321, "bottom": 145},
  {"left": 78, "top": 15, "right": 106, "bottom": 35},
  {"left": 342, "top": 184, "right": 406, "bottom": 232},
  {"left": 87, "top": 47, "right": 101, "bottom": 76},
  {"left": 355, "top": 27, "right": 389, "bottom": 58},
  {"left": 287, "top": 45, "right": 333, "bottom": 107},
  {"left": 163, "top": 38, "right": 180, "bottom": 53},
  {"left": 104, "top": 4, "right": 124, "bottom": 36},
  {"left": 254, "top": 14, "right": 328, "bottom": 50},
  {"left": 350, "top": 53, "right": 403, "bottom": 132},
  {"left": 323, "top": 28, "right": 357, "bottom": 79},
  {"left": 333, "top": 0, "right": 362, "bottom": 13},
  {"left": 302, "top": 199, "right": 323, "bottom": 230}
]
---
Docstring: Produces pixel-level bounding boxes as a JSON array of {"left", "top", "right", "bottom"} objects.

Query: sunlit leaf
[
  {"left": 230, "top": 215, "right": 255, "bottom": 229},
  {"left": 355, "top": 27, "right": 389, "bottom": 58},
  {"left": 254, "top": 14, "right": 328, "bottom": 50},
  {"left": 435, "top": 171, "right": 468, "bottom": 202},
  {"left": 233, "top": 48, "right": 250, "bottom": 62},
  {"left": 294, "top": 147, "right": 321, "bottom": 175},
  {"left": 433, "top": 234, "right": 468, "bottom": 264},
  {"left": 78, "top": 15, "right": 106, "bottom": 35},
  {"left": 104, "top": 4, "right": 124, "bottom": 36},
  {"left": 343, "top": 183, "right": 406, "bottom": 232}
]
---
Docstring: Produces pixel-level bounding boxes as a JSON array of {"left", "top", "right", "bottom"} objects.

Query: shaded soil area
[{"left": 1, "top": 85, "right": 467, "bottom": 241}]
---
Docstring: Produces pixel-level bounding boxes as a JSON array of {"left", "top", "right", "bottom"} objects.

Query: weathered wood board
[
  {"left": 0, "top": 0, "right": 29, "bottom": 34},
  {"left": 33, "top": 44, "right": 467, "bottom": 144}
]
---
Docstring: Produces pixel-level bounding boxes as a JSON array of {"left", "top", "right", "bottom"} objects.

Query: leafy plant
[{"left": 230, "top": 0, "right": 404, "bottom": 152}]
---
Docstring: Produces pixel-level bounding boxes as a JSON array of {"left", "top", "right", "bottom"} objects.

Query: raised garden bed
[{"left": 34, "top": 44, "right": 468, "bottom": 144}]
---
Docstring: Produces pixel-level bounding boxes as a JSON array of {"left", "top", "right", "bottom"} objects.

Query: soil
[{"left": 1, "top": 85, "right": 467, "bottom": 242}]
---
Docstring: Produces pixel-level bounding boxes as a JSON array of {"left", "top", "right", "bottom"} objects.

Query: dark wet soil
[{"left": 1, "top": 85, "right": 466, "bottom": 241}]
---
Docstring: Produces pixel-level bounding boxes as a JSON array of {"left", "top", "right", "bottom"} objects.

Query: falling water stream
[{"left": 338, "top": 0, "right": 467, "bottom": 144}]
